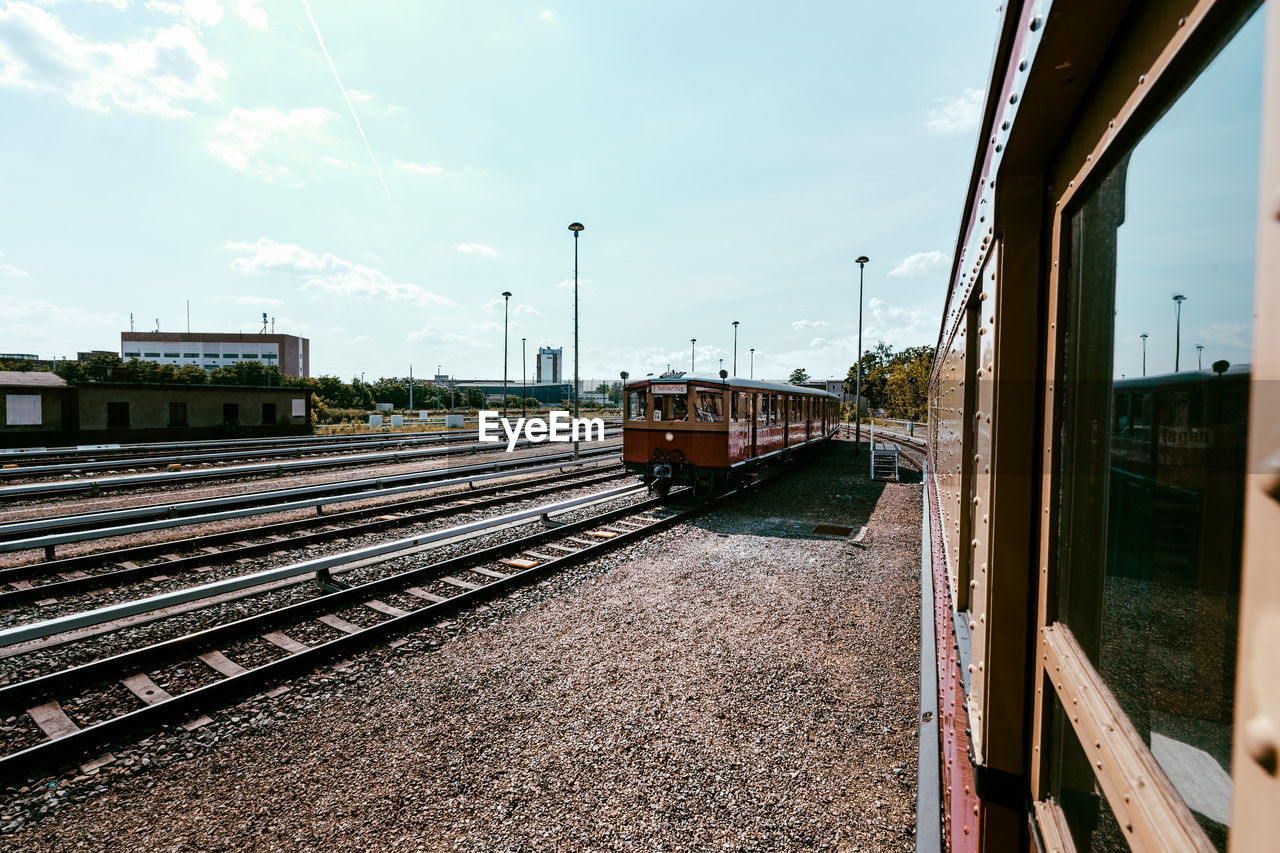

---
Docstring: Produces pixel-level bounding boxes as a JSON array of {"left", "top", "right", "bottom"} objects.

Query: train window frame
[{"left": 1030, "top": 1, "right": 1266, "bottom": 848}]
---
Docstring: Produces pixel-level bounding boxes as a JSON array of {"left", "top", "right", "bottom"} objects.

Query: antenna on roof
[
  {"left": 271, "top": 316, "right": 275, "bottom": 333},
  {"left": 154, "top": 318, "right": 160, "bottom": 332},
  {"left": 186, "top": 300, "right": 190, "bottom": 333},
  {"left": 261, "top": 312, "right": 268, "bottom": 334},
  {"left": 130, "top": 313, "right": 134, "bottom": 332}
]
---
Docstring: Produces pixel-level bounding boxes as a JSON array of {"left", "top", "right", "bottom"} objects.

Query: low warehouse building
[{"left": 0, "top": 373, "right": 311, "bottom": 447}]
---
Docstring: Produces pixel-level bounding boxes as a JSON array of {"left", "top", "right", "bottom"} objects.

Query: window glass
[
  {"left": 1055, "top": 10, "right": 1261, "bottom": 847},
  {"left": 694, "top": 390, "right": 722, "bottom": 422},
  {"left": 628, "top": 391, "right": 646, "bottom": 421},
  {"left": 671, "top": 393, "right": 688, "bottom": 422},
  {"left": 730, "top": 392, "right": 739, "bottom": 422}
]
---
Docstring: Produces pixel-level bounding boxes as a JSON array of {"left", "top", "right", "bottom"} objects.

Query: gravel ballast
[{"left": 2, "top": 439, "right": 922, "bottom": 851}]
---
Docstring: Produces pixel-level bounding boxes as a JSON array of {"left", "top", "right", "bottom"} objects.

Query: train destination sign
[{"left": 651, "top": 384, "right": 687, "bottom": 395}]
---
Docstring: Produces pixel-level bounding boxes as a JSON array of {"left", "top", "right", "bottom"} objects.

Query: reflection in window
[{"left": 1056, "top": 8, "right": 1261, "bottom": 849}]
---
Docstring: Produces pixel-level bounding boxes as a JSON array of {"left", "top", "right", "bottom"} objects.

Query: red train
[{"left": 621, "top": 371, "right": 841, "bottom": 498}]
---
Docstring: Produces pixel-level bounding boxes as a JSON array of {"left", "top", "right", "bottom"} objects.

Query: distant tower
[{"left": 537, "top": 346, "right": 562, "bottom": 383}]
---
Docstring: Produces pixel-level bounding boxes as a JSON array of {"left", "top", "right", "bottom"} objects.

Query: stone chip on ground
[{"left": 2, "top": 440, "right": 921, "bottom": 851}]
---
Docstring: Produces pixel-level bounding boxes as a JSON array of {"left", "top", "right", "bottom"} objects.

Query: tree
[{"left": 789, "top": 368, "right": 810, "bottom": 385}]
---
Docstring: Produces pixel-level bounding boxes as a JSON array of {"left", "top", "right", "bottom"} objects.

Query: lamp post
[
  {"left": 1140, "top": 333, "right": 1148, "bottom": 377},
  {"left": 502, "top": 291, "right": 512, "bottom": 419},
  {"left": 568, "top": 222, "right": 584, "bottom": 458},
  {"left": 749, "top": 348, "right": 755, "bottom": 379},
  {"left": 690, "top": 339, "right": 696, "bottom": 372},
  {"left": 620, "top": 370, "right": 629, "bottom": 418},
  {"left": 732, "top": 321, "right": 739, "bottom": 376},
  {"left": 719, "top": 358, "right": 724, "bottom": 374},
  {"left": 1197, "top": 344, "right": 1204, "bottom": 370},
  {"left": 522, "top": 337, "right": 527, "bottom": 416},
  {"left": 1172, "top": 293, "right": 1187, "bottom": 372},
  {"left": 854, "top": 255, "right": 870, "bottom": 455}
]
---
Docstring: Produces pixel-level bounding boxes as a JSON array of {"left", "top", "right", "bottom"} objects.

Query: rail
[
  {"left": 0, "top": 483, "right": 646, "bottom": 646},
  {"left": 0, "top": 445, "right": 619, "bottom": 540}
]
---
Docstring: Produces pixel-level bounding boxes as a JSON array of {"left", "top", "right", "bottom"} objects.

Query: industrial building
[
  {"left": 120, "top": 332, "right": 310, "bottom": 378},
  {"left": 1, "top": 372, "right": 311, "bottom": 447},
  {"left": 434, "top": 375, "right": 572, "bottom": 405}
]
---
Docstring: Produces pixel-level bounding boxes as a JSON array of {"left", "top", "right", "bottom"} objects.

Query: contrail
[{"left": 301, "top": 0, "right": 391, "bottom": 202}]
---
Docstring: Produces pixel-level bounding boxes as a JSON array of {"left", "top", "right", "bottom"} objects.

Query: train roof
[
  {"left": 1113, "top": 363, "right": 1251, "bottom": 390},
  {"left": 623, "top": 373, "right": 841, "bottom": 400}
]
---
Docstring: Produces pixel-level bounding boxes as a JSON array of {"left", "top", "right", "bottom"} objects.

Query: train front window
[
  {"left": 1055, "top": 8, "right": 1262, "bottom": 848},
  {"left": 628, "top": 391, "right": 646, "bottom": 421},
  {"left": 694, "top": 390, "right": 722, "bottom": 423}
]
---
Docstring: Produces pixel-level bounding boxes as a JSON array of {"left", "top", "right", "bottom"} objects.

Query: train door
[{"left": 749, "top": 393, "right": 757, "bottom": 457}]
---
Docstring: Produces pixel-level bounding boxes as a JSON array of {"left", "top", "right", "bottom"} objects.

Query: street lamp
[
  {"left": 1140, "top": 333, "right": 1148, "bottom": 377},
  {"left": 522, "top": 337, "right": 527, "bottom": 416},
  {"left": 854, "top": 255, "right": 870, "bottom": 455},
  {"left": 719, "top": 357, "right": 724, "bottom": 373},
  {"left": 502, "top": 291, "right": 512, "bottom": 419},
  {"left": 1172, "top": 293, "right": 1187, "bottom": 372},
  {"left": 690, "top": 338, "right": 696, "bottom": 372},
  {"left": 749, "top": 348, "right": 755, "bottom": 380},
  {"left": 568, "top": 222, "right": 584, "bottom": 458},
  {"left": 732, "top": 321, "right": 739, "bottom": 376},
  {"left": 1196, "top": 344, "right": 1204, "bottom": 370}
]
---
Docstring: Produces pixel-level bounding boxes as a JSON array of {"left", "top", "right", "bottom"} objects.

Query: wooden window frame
[{"left": 1031, "top": 1, "right": 1262, "bottom": 850}]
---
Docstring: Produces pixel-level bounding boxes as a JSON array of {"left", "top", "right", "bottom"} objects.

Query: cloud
[
  {"left": 347, "top": 88, "right": 373, "bottom": 103},
  {"left": 0, "top": 3, "right": 228, "bottom": 117},
  {"left": 407, "top": 325, "right": 471, "bottom": 345},
  {"left": 456, "top": 242, "right": 496, "bottom": 257},
  {"left": 924, "top": 88, "right": 983, "bottom": 136},
  {"left": 540, "top": 10, "right": 556, "bottom": 23},
  {"left": 888, "top": 250, "right": 949, "bottom": 278},
  {"left": 867, "top": 296, "right": 927, "bottom": 337},
  {"left": 208, "top": 106, "right": 336, "bottom": 177},
  {"left": 236, "top": 0, "right": 267, "bottom": 30},
  {"left": 321, "top": 155, "right": 358, "bottom": 167},
  {"left": 514, "top": 304, "right": 540, "bottom": 316},
  {"left": 147, "top": 0, "right": 223, "bottom": 27},
  {"left": 0, "top": 264, "right": 29, "bottom": 277},
  {"left": 470, "top": 321, "right": 500, "bottom": 333},
  {"left": 0, "top": 294, "right": 126, "bottom": 332},
  {"left": 343, "top": 334, "right": 370, "bottom": 344},
  {"left": 225, "top": 237, "right": 455, "bottom": 306},
  {"left": 395, "top": 159, "right": 443, "bottom": 176},
  {"left": 791, "top": 319, "right": 827, "bottom": 331},
  {"left": 220, "top": 294, "right": 282, "bottom": 306}
]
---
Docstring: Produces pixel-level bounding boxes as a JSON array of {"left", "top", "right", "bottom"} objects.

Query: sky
[{"left": 0, "top": 0, "right": 1002, "bottom": 383}]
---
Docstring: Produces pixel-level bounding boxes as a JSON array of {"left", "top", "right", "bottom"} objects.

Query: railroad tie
[
  {"left": 522, "top": 551, "right": 560, "bottom": 561},
  {"left": 318, "top": 614, "right": 363, "bottom": 634},
  {"left": 498, "top": 557, "right": 539, "bottom": 570},
  {"left": 588, "top": 530, "right": 619, "bottom": 539},
  {"left": 565, "top": 537, "right": 596, "bottom": 547},
  {"left": 27, "top": 701, "right": 80, "bottom": 741},
  {"left": 261, "top": 631, "right": 308, "bottom": 654},
  {"left": 363, "top": 600, "right": 410, "bottom": 618},
  {"left": 121, "top": 673, "right": 173, "bottom": 706},
  {"left": 439, "top": 576, "right": 481, "bottom": 591},
  {"left": 544, "top": 544, "right": 579, "bottom": 554},
  {"left": 405, "top": 587, "right": 447, "bottom": 603},
  {"left": 470, "top": 566, "right": 511, "bottom": 579},
  {"left": 197, "top": 650, "right": 247, "bottom": 677}
]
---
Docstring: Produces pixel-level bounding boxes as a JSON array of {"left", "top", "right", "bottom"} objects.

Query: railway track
[
  {"left": 0, "top": 464, "right": 626, "bottom": 607},
  {"left": 0, "top": 473, "right": 758, "bottom": 783},
  {"left": 0, "top": 445, "right": 620, "bottom": 548},
  {"left": 0, "top": 429, "right": 621, "bottom": 498}
]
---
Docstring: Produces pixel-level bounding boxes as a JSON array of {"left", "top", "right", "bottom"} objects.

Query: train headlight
[{"left": 665, "top": 432, "right": 674, "bottom": 442}]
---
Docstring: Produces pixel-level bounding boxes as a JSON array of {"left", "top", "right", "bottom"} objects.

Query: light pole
[
  {"left": 1197, "top": 344, "right": 1204, "bottom": 370},
  {"left": 719, "top": 357, "right": 724, "bottom": 374},
  {"left": 568, "top": 222, "right": 584, "bottom": 458},
  {"left": 522, "top": 337, "right": 527, "bottom": 416},
  {"left": 1172, "top": 293, "right": 1186, "bottom": 372},
  {"left": 690, "top": 339, "right": 696, "bottom": 372},
  {"left": 749, "top": 348, "right": 755, "bottom": 379},
  {"left": 1140, "top": 333, "right": 1148, "bottom": 377},
  {"left": 854, "top": 255, "right": 870, "bottom": 455},
  {"left": 732, "top": 321, "right": 739, "bottom": 376},
  {"left": 502, "top": 291, "right": 512, "bottom": 419}
]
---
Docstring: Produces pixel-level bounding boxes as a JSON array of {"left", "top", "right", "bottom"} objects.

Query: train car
[
  {"left": 921, "top": 1, "right": 1279, "bottom": 851},
  {"left": 621, "top": 372, "right": 840, "bottom": 498}
]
